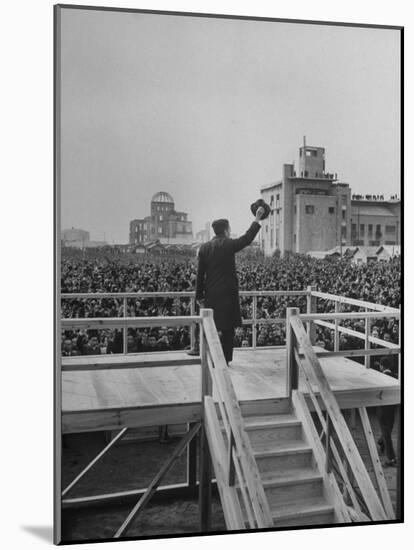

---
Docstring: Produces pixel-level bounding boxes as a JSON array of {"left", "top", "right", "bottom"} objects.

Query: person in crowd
[
  {"left": 84, "top": 335, "right": 101, "bottom": 355},
  {"left": 62, "top": 337, "right": 79, "bottom": 356}
]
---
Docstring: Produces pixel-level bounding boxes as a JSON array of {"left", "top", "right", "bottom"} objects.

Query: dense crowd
[{"left": 61, "top": 252, "right": 400, "bottom": 358}]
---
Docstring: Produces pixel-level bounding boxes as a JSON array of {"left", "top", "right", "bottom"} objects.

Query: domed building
[{"left": 129, "top": 192, "right": 193, "bottom": 245}]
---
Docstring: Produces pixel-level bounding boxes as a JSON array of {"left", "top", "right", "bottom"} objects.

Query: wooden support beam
[
  {"left": 199, "top": 310, "right": 213, "bottom": 532},
  {"left": 114, "top": 423, "right": 201, "bottom": 538},
  {"left": 358, "top": 407, "right": 395, "bottom": 519},
  {"left": 204, "top": 396, "right": 245, "bottom": 530},
  {"left": 62, "top": 427, "right": 128, "bottom": 497},
  {"left": 62, "top": 481, "right": 216, "bottom": 509},
  {"left": 306, "top": 285, "right": 317, "bottom": 345},
  {"left": 286, "top": 307, "right": 299, "bottom": 399},
  {"left": 187, "top": 422, "right": 198, "bottom": 488}
]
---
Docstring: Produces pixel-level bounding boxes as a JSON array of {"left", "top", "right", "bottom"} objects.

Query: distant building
[
  {"left": 350, "top": 197, "right": 401, "bottom": 247},
  {"left": 260, "top": 138, "right": 350, "bottom": 256},
  {"left": 61, "top": 227, "right": 90, "bottom": 247},
  {"left": 196, "top": 223, "right": 211, "bottom": 243},
  {"left": 61, "top": 228, "right": 108, "bottom": 249},
  {"left": 129, "top": 191, "right": 193, "bottom": 245}
]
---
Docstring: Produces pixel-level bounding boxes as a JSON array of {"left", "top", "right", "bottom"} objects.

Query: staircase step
[
  {"left": 263, "top": 473, "right": 324, "bottom": 507},
  {"left": 260, "top": 466, "right": 321, "bottom": 484},
  {"left": 243, "top": 414, "right": 299, "bottom": 427},
  {"left": 271, "top": 496, "right": 335, "bottom": 528},
  {"left": 246, "top": 421, "right": 303, "bottom": 447},
  {"left": 254, "top": 442, "right": 314, "bottom": 473}
]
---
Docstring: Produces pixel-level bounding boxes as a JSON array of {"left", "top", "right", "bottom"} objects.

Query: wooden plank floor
[{"left": 62, "top": 348, "right": 400, "bottom": 414}]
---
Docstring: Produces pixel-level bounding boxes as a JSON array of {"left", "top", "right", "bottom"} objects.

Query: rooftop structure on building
[{"left": 260, "top": 138, "right": 351, "bottom": 257}]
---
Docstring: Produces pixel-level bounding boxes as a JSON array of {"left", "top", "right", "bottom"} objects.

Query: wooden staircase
[{"left": 240, "top": 411, "right": 338, "bottom": 527}]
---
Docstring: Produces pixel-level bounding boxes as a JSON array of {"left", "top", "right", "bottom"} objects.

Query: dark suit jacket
[{"left": 196, "top": 221, "right": 261, "bottom": 330}]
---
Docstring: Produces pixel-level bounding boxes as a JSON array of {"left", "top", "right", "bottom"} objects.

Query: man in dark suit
[{"left": 195, "top": 207, "right": 264, "bottom": 364}]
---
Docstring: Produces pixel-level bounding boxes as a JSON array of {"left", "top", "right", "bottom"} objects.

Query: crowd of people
[{"left": 61, "top": 252, "right": 400, "bottom": 358}]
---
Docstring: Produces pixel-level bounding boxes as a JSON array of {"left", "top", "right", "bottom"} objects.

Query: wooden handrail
[
  {"left": 313, "top": 319, "right": 400, "bottom": 349},
  {"left": 61, "top": 316, "right": 200, "bottom": 329},
  {"left": 309, "top": 291, "right": 399, "bottom": 313},
  {"left": 300, "top": 311, "right": 400, "bottom": 321},
  {"left": 289, "top": 313, "right": 387, "bottom": 521},
  {"left": 201, "top": 311, "right": 273, "bottom": 529},
  {"left": 61, "top": 290, "right": 309, "bottom": 299}
]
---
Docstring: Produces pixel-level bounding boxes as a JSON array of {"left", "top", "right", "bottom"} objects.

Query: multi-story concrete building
[
  {"left": 129, "top": 191, "right": 193, "bottom": 245},
  {"left": 260, "top": 140, "right": 351, "bottom": 256},
  {"left": 61, "top": 227, "right": 90, "bottom": 247},
  {"left": 350, "top": 197, "right": 401, "bottom": 247},
  {"left": 61, "top": 228, "right": 107, "bottom": 248}
]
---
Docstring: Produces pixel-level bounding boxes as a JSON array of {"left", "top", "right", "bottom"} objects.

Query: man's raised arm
[{"left": 231, "top": 206, "right": 264, "bottom": 253}]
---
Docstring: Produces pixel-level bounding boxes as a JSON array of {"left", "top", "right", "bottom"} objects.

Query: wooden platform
[{"left": 62, "top": 349, "right": 400, "bottom": 434}]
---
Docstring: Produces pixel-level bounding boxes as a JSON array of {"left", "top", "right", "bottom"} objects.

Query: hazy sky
[{"left": 60, "top": 8, "right": 400, "bottom": 243}]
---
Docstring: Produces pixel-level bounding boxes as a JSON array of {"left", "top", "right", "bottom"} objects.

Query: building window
[
  {"left": 266, "top": 226, "right": 268, "bottom": 233},
  {"left": 159, "top": 215, "right": 163, "bottom": 221},
  {"left": 294, "top": 205, "right": 297, "bottom": 214},
  {"left": 368, "top": 224, "right": 373, "bottom": 237},
  {"left": 329, "top": 207, "right": 335, "bottom": 214},
  {"left": 293, "top": 234, "right": 296, "bottom": 243},
  {"left": 360, "top": 224, "right": 365, "bottom": 236},
  {"left": 375, "top": 224, "right": 382, "bottom": 238},
  {"left": 342, "top": 210, "right": 346, "bottom": 220},
  {"left": 385, "top": 240, "right": 396, "bottom": 245},
  {"left": 341, "top": 226, "right": 347, "bottom": 238},
  {"left": 351, "top": 223, "right": 357, "bottom": 237},
  {"left": 305, "top": 205, "right": 315, "bottom": 214},
  {"left": 342, "top": 194, "right": 347, "bottom": 202},
  {"left": 270, "top": 195, "right": 274, "bottom": 205},
  {"left": 385, "top": 225, "right": 396, "bottom": 234},
  {"left": 276, "top": 194, "right": 280, "bottom": 201},
  {"left": 158, "top": 227, "right": 162, "bottom": 234}
]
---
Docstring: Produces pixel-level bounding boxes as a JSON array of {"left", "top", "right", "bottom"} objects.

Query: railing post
[
  {"left": 252, "top": 295, "right": 257, "bottom": 350},
  {"left": 286, "top": 307, "right": 299, "bottom": 399},
  {"left": 123, "top": 297, "right": 128, "bottom": 355},
  {"left": 199, "top": 308, "right": 212, "bottom": 532},
  {"left": 365, "top": 308, "right": 371, "bottom": 369},
  {"left": 190, "top": 296, "right": 196, "bottom": 351},
  {"left": 334, "top": 301, "right": 340, "bottom": 352},
  {"left": 325, "top": 415, "right": 332, "bottom": 473},
  {"left": 398, "top": 318, "right": 401, "bottom": 381},
  {"left": 228, "top": 431, "right": 236, "bottom": 487},
  {"left": 306, "top": 285, "right": 317, "bottom": 345}
]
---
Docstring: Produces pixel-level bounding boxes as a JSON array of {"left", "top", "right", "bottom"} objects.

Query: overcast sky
[{"left": 60, "top": 8, "right": 400, "bottom": 243}]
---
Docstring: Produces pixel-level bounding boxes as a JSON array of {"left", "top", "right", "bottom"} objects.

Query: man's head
[
  {"left": 89, "top": 336, "right": 99, "bottom": 349},
  {"left": 147, "top": 336, "right": 157, "bottom": 348},
  {"left": 212, "top": 218, "right": 230, "bottom": 238}
]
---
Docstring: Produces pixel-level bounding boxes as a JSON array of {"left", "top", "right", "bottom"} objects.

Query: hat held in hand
[{"left": 250, "top": 198, "right": 271, "bottom": 220}]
